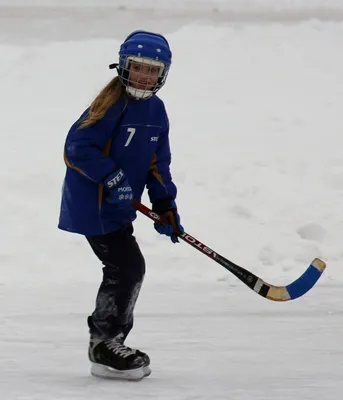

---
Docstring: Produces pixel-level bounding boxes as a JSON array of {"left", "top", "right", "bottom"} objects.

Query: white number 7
[{"left": 124, "top": 128, "right": 136, "bottom": 147}]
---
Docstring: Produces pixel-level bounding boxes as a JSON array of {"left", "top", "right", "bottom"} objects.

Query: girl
[{"left": 58, "top": 30, "right": 183, "bottom": 381}]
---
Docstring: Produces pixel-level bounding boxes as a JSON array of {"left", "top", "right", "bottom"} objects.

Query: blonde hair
[{"left": 78, "top": 77, "right": 124, "bottom": 129}]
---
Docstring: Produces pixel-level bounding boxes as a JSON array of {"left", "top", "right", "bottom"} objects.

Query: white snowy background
[{"left": 1, "top": 0, "right": 343, "bottom": 399}]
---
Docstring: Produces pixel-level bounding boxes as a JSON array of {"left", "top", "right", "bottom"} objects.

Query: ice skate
[{"left": 88, "top": 338, "right": 150, "bottom": 381}]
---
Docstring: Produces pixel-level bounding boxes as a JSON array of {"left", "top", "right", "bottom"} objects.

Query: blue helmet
[{"left": 110, "top": 30, "right": 172, "bottom": 99}]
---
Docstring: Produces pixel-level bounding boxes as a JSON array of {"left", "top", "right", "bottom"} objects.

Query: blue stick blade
[{"left": 285, "top": 258, "right": 326, "bottom": 300}]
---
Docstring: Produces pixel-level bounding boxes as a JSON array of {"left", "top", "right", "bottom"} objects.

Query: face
[{"left": 128, "top": 61, "right": 161, "bottom": 91}]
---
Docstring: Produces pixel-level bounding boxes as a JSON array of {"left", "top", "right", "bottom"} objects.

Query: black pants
[{"left": 86, "top": 224, "right": 145, "bottom": 341}]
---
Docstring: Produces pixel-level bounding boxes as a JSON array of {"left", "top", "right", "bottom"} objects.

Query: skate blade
[{"left": 91, "top": 362, "right": 149, "bottom": 381}]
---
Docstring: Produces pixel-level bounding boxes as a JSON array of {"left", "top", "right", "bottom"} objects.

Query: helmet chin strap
[{"left": 125, "top": 86, "right": 153, "bottom": 100}]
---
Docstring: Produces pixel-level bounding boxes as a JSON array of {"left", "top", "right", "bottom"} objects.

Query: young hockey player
[{"left": 58, "top": 30, "right": 184, "bottom": 381}]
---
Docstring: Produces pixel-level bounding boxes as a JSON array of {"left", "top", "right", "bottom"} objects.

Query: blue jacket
[{"left": 58, "top": 94, "right": 177, "bottom": 236}]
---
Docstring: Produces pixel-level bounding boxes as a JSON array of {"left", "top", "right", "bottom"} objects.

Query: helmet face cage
[{"left": 118, "top": 55, "right": 170, "bottom": 99}]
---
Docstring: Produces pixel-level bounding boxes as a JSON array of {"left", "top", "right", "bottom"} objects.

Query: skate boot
[
  {"left": 88, "top": 337, "right": 150, "bottom": 381},
  {"left": 115, "top": 343, "right": 151, "bottom": 376},
  {"left": 113, "top": 333, "right": 151, "bottom": 376},
  {"left": 134, "top": 350, "right": 150, "bottom": 366},
  {"left": 132, "top": 349, "right": 151, "bottom": 377}
]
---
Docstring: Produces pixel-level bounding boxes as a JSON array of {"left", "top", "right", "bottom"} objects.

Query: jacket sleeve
[
  {"left": 63, "top": 101, "right": 125, "bottom": 183},
  {"left": 146, "top": 116, "right": 177, "bottom": 204}
]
